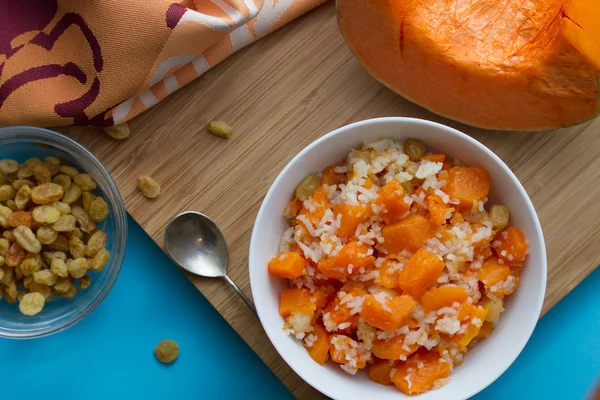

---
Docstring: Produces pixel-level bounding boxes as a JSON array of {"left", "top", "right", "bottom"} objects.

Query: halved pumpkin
[{"left": 337, "top": 0, "right": 600, "bottom": 130}]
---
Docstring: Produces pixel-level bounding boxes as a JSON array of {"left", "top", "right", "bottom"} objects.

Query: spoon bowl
[
  {"left": 164, "top": 211, "right": 256, "bottom": 314},
  {"left": 164, "top": 211, "right": 228, "bottom": 278}
]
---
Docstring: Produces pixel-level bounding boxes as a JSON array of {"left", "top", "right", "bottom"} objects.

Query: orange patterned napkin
[{"left": 0, "top": 0, "right": 325, "bottom": 127}]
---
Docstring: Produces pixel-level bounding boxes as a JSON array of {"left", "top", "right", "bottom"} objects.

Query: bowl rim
[
  {"left": 0, "top": 126, "right": 128, "bottom": 339},
  {"left": 249, "top": 117, "right": 547, "bottom": 399}
]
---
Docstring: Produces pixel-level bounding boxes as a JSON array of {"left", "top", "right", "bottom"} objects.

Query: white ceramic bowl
[{"left": 249, "top": 118, "right": 546, "bottom": 400}]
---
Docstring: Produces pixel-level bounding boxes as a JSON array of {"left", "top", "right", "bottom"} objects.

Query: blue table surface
[{"left": 1, "top": 215, "right": 598, "bottom": 399}]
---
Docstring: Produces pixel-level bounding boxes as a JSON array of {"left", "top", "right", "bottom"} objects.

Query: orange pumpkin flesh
[{"left": 337, "top": 0, "right": 600, "bottom": 130}]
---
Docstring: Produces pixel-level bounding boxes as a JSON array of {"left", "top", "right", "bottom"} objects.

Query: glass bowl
[{"left": 0, "top": 126, "right": 127, "bottom": 339}]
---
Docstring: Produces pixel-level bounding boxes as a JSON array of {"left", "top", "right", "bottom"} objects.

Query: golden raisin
[
  {"left": 69, "top": 235, "right": 86, "bottom": 259},
  {"left": 59, "top": 165, "right": 79, "bottom": 177},
  {"left": 31, "top": 183, "right": 64, "bottom": 204},
  {"left": 404, "top": 138, "right": 427, "bottom": 161},
  {"left": 33, "top": 270, "right": 58, "bottom": 286},
  {"left": 36, "top": 226, "right": 58, "bottom": 245},
  {"left": 50, "top": 258, "right": 69, "bottom": 278},
  {"left": 43, "top": 156, "right": 61, "bottom": 176},
  {"left": 104, "top": 123, "right": 130, "bottom": 140},
  {"left": 15, "top": 185, "right": 32, "bottom": 209},
  {"left": 29, "top": 282, "right": 52, "bottom": 299},
  {"left": 0, "top": 159, "right": 19, "bottom": 174},
  {"left": 50, "top": 201, "right": 71, "bottom": 215},
  {"left": 400, "top": 181, "right": 415, "bottom": 195},
  {"left": 208, "top": 120, "right": 233, "bottom": 139},
  {"left": 12, "top": 179, "right": 34, "bottom": 191},
  {"left": 71, "top": 206, "right": 96, "bottom": 233},
  {"left": 67, "top": 258, "right": 88, "bottom": 279},
  {"left": 137, "top": 176, "right": 161, "bottom": 199},
  {"left": 19, "top": 292, "right": 45, "bottom": 316},
  {"left": 82, "top": 191, "right": 95, "bottom": 213},
  {"left": 32, "top": 205, "right": 61, "bottom": 224},
  {"left": 52, "top": 174, "right": 72, "bottom": 191},
  {"left": 13, "top": 226, "right": 42, "bottom": 253},
  {"left": 33, "top": 163, "right": 51, "bottom": 184},
  {"left": 0, "top": 184, "right": 16, "bottom": 201},
  {"left": 85, "top": 231, "right": 107, "bottom": 257},
  {"left": 52, "top": 215, "right": 76, "bottom": 232},
  {"left": 73, "top": 174, "right": 96, "bottom": 191},
  {"left": 295, "top": 174, "right": 319, "bottom": 201},
  {"left": 24, "top": 158, "right": 43, "bottom": 168},
  {"left": 0, "top": 239, "right": 9, "bottom": 256},
  {"left": 62, "top": 184, "right": 82, "bottom": 204},
  {"left": 489, "top": 205, "right": 510, "bottom": 230},
  {"left": 16, "top": 165, "right": 34, "bottom": 180},
  {"left": 88, "top": 197, "right": 108, "bottom": 222},
  {"left": 0, "top": 205, "right": 12, "bottom": 228},
  {"left": 79, "top": 275, "right": 91, "bottom": 290},
  {"left": 48, "top": 234, "right": 69, "bottom": 252},
  {"left": 19, "top": 257, "right": 41, "bottom": 276},
  {"left": 91, "top": 249, "right": 110, "bottom": 272},
  {"left": 154, "top": 339, "right": 180, "bottom": 364},
  {"left": 54, "top": 278, "right": 72, "bottom": 293},
  {"left": 5, "top": 199, "right": 17, "bottom": 211},
  {"left": 5, "top": 242, "right": 25, "bottom": 267},
  {"left": 56, "top": 285, "right": 77, "bottom": 299},
  {"left": 43, "top": 251, "right": 67, "bottom": 265},
  {"left": 7, "top": 211, "right": 33, "bottom": 228}
]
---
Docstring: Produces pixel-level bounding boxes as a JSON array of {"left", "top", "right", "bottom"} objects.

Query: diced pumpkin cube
[
  {"left": 339, "top": 280, "right": 368, "bottom": 294},
  {"left": 477, "top": 257, "right": 512, "bottom": 295},
  {"left": 320, "top": 163, "right": 346, "bottom": 186},
  {"left": 421, "top": 285, "right": 469, "bottom": 314},
  {"left": 493, "top": 226, "right": 528, "bottom": 264},
  {"left": 311, "top": 287, "right": 333, "bottom": 310},
  {"left": 372, "top": 335, "right": 419, "bottom": 360},
  {"left": 373, "top": 181, "right": 410, "bottom": 224},
  {"left": 427, "top": 195, "right": 453, "bottom": 226},
  {"left": 285, "top": 199, "right": 303, "bottom": 218},
  {"left": 369, "top": 359, "right": 394, "bottom": 385},
  {"left": 279, "top": 288, "right": 316, "bottom": 318},
  {"left": 360, "top": 294, "right": 416, "bottom": 332},
  {"left": 378, "top": 259, "right": 401, "bottom": 289},
  {"left": 323, "top": 297, "right": 358, "bottom": 333},
  {"left": 455, "top": 307, "right": 488, "bottom": 348},
  {"left": 405, "top": 317, "right": 420, "bottom": 329},
  {"left": 382, "top": 214, "right": 437, "bottom": 254},
  {"left": 305, "top": 322, "right": 330, "bottom": 365},
  {"left": 423, "top": 154, "right": 446, "bottom": 163},
  {"left": 443, "top": 167, "right": 490, "bottom": 210},
  {"left": 317, "top": 242, "right": 375, "bottom": 280},
  {"left": 333, "top": 204, "right": 370, "bottom": 237},
  {"left": 268, "top": 252, "right": 306, "bottom": 279},
  {"left": 391, "top": 351, "right": 451, "bottom": 395},
  {"left": 298, "top": 186, "right": 330, "bottom": 224},
  {"left": 329, "top": 335, "right": 367, "bottom": 369},
  {"left": 457, "top": 302, "right": 476, "bottom": 321},
  {"left": 397, "top": 249, "right": 445, "bottom": 298}
]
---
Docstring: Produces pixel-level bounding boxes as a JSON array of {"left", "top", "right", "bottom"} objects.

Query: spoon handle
[{"left": 224, "top": 275, "right": 257, "bottom": 316}]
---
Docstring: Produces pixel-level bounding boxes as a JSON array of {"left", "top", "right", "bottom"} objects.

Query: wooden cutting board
[{"left": 59, "top": 2, "right": 600, "bottom": 398}]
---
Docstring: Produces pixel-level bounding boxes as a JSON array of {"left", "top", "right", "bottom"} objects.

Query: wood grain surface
[{"left": 59, "top": 2, "right": 600, "bottom": 398}]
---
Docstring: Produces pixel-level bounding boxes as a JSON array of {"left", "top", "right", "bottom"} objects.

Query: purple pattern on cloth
[
  {"left": 0, "top": 63, "right": 86, "bottom": 107},
  {"left": 0, "top": 0, "right": 109, "bottom": 125},
  {"left": 31, "top": 12, "right": 104, "bottom": 73},
  {"left": 55, "top": 77, "right": 106, "bottom": 125},
  {"left": 0, "top": 0, "right": 58, "bottom": 60},
  {"left": 166, "top": 3, "right": 187, "bottom": 29}
]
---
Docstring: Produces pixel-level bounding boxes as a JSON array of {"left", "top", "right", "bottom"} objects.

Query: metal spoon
[{"left": 164, "top": 211, "right": 257, "bottom": 315}]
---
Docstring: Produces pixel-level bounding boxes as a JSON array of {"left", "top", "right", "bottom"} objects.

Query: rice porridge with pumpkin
[{"left": 267, "top": 138, "right": 528, "bottom": 395}]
